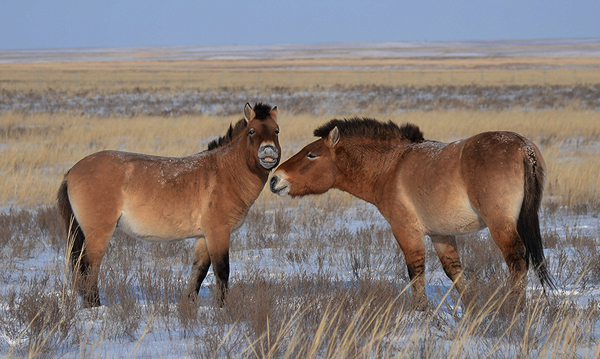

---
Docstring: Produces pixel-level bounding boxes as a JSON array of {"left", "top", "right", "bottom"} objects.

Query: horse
[
  {"left": 57, "top": 103, "right": 281, "bottom": 308},
  {"left": 270, "top": 117, "right": 554, "bottom": 310}
]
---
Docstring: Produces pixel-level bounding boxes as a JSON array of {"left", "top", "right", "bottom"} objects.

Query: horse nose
[
  {"left": 261, "top": 144, "right": 279, "bottom": 157},
  {"left": 270, "top": 176, "right": 279, "bottom": 193}
]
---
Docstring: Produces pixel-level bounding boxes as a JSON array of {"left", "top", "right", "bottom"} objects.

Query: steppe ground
[{"left": 1, "top": 40, "right": 600, "bottom": 358}]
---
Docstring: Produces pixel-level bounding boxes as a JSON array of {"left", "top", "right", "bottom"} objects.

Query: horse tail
[
  {"left": 57, "top": 178, "right": 87, "bottom": 272},
  {"left": 518, "top": 150, "right": 555, "bottom": 291}
]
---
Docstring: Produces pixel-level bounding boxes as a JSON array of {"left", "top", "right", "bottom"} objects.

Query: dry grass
[
  {"left": 0, "top": 198, "right": 599, "bottom": 357},
  {"left": 2, "top": 54, "right": 600, "bottom": 93},
  {"left": 0, "top": 109, "right": 598, "bottom": 210},
  {"left": 2, "top": 67, "right": 600, "bottom": 92}
]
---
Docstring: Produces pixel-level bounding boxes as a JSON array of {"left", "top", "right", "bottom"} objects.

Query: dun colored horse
[
  {"left": 58, "top": 103, "right": 281, "bottom": 307},
  {"left": 270, "top": 117, "right": 554, "bottom": 309}
]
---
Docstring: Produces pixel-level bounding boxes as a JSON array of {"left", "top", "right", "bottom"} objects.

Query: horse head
[
  {"left": 242, "top": 103, "right": 281, "bottom": 172},
  {"left": 270, "top": 126, "right": 339, "bottom": 197}
]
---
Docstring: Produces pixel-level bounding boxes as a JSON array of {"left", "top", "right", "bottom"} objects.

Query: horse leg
[
  {"left": 487, "top": 220, "right": 529, "bottom": 311},
  {"left": 186, "top": 236, "right": 212, "bottom": 300},
  {"left": 205, "top": 228, "right": 231, "bottom": 307},
  {"left": 76, "top": 224, "right": 116, "bottom": 308},
  {"left": 430, "top": 235, "right": 473, "bottom": 308},
  {"left": 391, "top": 224, "right": 427, "bottom": 310}
]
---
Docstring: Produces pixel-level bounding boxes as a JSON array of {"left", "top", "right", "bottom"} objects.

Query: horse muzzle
[
  {"left": 258, "top": 144, "right": 279, "bottom": 170},
  {"left": 269, "top": 174, "right": 290, "bottom": 197}
]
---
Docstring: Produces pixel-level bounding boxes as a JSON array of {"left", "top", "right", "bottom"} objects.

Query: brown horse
[
  {"left": 270, "top": 117, "right": 554, "bottom": 310},
  {"left": 57, "top": 103, "right": 281, "bottom": 308}
]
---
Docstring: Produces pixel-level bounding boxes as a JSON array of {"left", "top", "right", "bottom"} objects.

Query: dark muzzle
[{"left": 258, "top": 144, "right": 279, "bottom": 170}]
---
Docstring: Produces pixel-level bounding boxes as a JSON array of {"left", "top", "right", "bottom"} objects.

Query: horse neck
[
  {"left": 218, "top": 137, "right": 268, "bottom": 203},
  {"left": 333, "top": 139, "right": 403, "bottom": 205}
]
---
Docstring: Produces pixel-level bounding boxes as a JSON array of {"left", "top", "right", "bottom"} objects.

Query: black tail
[
  {"left": 57, "top": 178, "right": 87, "bottom": 273},
  {"left": 517, "top": 155, "right": 555, "bottom": 291}
]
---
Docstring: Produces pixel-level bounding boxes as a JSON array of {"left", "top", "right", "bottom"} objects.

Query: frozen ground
[{"left": 0, "top": 200, "right": 599, "bottom": 357}]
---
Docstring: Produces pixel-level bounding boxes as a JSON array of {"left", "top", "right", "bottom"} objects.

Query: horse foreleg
[
  {"left": 205, "top": 228, "right": 231, "bottom": 307},
  {"left": 430, "top": 235, "right": 473, "bottom": 308},
  {"left": 392, "top": 224, "right": 427, "bottom": 310},
  {"left": 186, "top": 237, "right": 212, "bottom": 300}
]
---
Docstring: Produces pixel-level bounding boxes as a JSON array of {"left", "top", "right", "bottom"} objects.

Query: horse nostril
[{"left": 270, "top": 176, "right": 279, "bottom": 191}]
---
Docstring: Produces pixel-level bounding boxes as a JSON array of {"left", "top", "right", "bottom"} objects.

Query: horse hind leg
[
  {"left": 74, "top": 224, "right": 116, "bottom": 308},
  {"left": 66, "top": 224, "right": 100, "bottom": 308},
  {"left": 58, "top": 182, "right": 107, "bottom": 307},
  {"left": 430, "top": 235, "right": 474, "bottom": 308},
  {"left": 487, "top": 219, "right": 528, "bottom": 312}
]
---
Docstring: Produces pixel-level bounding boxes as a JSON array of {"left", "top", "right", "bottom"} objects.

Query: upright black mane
[
  {"left": 207, "top": 102, "right": 274, "bottom": 151},
  {"left": 207, "top": 119, "right": 247, "bottom": 151},
  {"left": 313, "top": 117, "right": 424, "bottom": 143},
  {"left": 252, "top": 102, "right": 275, "bottom": 120}
]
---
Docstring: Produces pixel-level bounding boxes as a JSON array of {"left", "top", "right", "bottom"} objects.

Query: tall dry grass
[{"left": 0, "top": 109, "right": 598, "bottom": 210}]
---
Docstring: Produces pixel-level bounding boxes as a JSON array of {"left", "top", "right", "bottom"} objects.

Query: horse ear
[
  {"left": 325, "top": 126, "right": 340, "bottom": 148},
  {"left": 244, "top": 103, "right": 255, "bottom": 123},
  {"left": 270, "top": 106, "right": 278, "bottom": 122}
]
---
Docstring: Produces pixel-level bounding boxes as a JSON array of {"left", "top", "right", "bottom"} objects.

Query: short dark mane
[
  {"left": 207, "top": 102, "right": 274, "bottom": 151},
  {"left": 252, "top": 102, "right": 274, "bottom": 120},
  {"left": 207, "top": 119, "right": 247, "bottom": 151},
  {"left": 314, "top": 117, "right": 424, "bottom": 143}
]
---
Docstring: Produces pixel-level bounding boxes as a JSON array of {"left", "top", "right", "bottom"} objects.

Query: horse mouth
[{"left": 259, "top": 156, "right": 278, "bottom": 169}]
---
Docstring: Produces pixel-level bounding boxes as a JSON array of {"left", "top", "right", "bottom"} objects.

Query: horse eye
[
  {"left": 249, "top": 128, "right": 256, "bottom": 135},
  {"left": 307, "top": 153, "right": 318, "bottom": 159},
  {"left": 274, "top": 129, "right": 280, "bottom": 135}
]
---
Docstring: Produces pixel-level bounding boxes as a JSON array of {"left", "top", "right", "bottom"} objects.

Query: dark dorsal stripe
[
  {"left": 207, "top": 102, "right": 274, "bottom": 151},
  {"left": 314, "top": 117, "right": 424, "bottom": 143}
]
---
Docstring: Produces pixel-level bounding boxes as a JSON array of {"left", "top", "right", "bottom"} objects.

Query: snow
[{"left": 0, "top": 200, "right": 599, "bottom": 357}]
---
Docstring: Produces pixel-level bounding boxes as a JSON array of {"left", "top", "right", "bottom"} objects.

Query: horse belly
[
  {"left": 117, "top": 210, "right": 204, "bottom": 242},
  {"left": 422, "top": 197, "right": 487, "bottom": 236}
]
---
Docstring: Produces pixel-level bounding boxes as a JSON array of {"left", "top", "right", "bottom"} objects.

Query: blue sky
[{"left": 1, "top": 0, "right": 599, "bottom": 50}]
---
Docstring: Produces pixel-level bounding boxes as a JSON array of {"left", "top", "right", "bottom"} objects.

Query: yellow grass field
[
  {"left": 2, "top": 56, "right": 600, "bottom": 91},
  {"left": 1, "top": 109, "right": 598, "bottom": 209}
]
